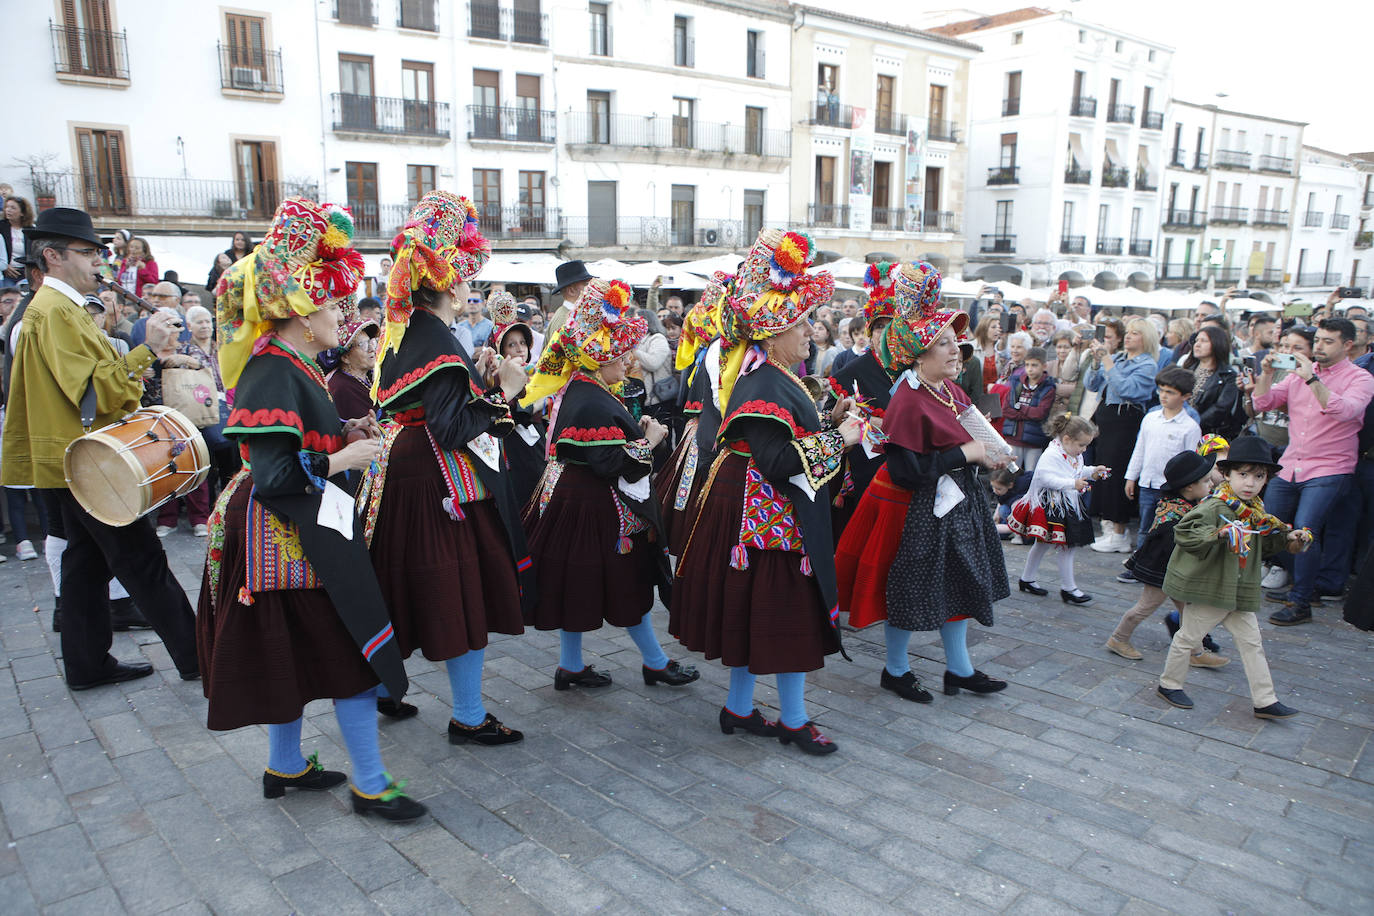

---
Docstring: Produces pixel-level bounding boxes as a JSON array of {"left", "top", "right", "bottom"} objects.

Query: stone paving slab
[{"left": 0, "top": 528, "right": 1371, "bottom": 913}]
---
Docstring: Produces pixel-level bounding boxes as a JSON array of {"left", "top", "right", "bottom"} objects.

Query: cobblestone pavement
[{"left": 1, "top": 526, "right": 1372, "bottom": 915}]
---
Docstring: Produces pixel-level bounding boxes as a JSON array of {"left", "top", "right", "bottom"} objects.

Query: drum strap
[{"left": 80, "top": 379, "right": 97, "bottom": 432}]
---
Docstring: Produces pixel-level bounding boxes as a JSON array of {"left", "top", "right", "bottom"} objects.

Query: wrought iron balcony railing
[
  {"left": 218, "top": 43, "right": 284, "bottom": 94},
  {"left": 466, "top": 105, "right": 555, "bottom": 143},
  {"left": 50, "top": 23, "right": 128, "bottom": 80},
  {"left": 331, "top": 93, "right": 451, "bottom": 138}
]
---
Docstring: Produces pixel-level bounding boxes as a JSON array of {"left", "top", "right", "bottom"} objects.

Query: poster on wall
[
  {"left": 849, "top": 126, "right": 873, "bottom": 233},
  {"left": 903, "top": 127, "right": 924, "bottom": 233}
]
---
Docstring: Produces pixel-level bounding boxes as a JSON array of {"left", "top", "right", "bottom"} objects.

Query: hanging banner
[
  {"left": 904, "top": 127, "right": 925, "bottom": 233},
  {"left": 849, "top": 113, "right": 873, "bottom": 233}
]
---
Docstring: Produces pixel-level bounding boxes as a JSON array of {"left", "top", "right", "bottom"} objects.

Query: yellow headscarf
[{"left": 521, "top": 279, "right": 644, "bottom": 405}]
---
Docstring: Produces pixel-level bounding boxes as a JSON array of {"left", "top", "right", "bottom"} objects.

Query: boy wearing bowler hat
[{"left": 1156, "top": 436, "right": 1312, "bottom": 719}]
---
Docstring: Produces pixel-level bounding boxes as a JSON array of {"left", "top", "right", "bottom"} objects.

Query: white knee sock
[
  {"left": 1057, "top": 547, "right": 1081, "bottom": 594},
  {"left": 1022, "top": 541, "right": 1051, "bottom": 583}
]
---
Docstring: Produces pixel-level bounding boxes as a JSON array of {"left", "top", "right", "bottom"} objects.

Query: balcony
[
  {"left": 560, "top": 216, "right": 741, "bottom": 249},
  {"left": 217, "top": 44, "right": 284, "bottom": 95},
  {"left": 1129, "top": 238, "right": 1153, "bottom": 257},
  {"left": 1258, "top": 155, "right": 1293, "bottom": 174},
  {"left": 1169, "top": 148, "right": 1188, "bottom": 168},
  {"left": 398, "top": 0, "right": 438, "bottom": 31},
  {"left": 1356, "top": 231, "right": 1372, "bottom": 249},
  {"left": 1193, "top": 152, "right": 1209, "bottom": 171},
  {"left": 1064, "top": 166, "right": 1092, "bottom": 185},
  {"left": 1107, "top": 103, "right": 1135, "bottom": 124},
  {"left": 1303, "top": 211, "right": 1325, "bottom": 228},
  {"left": 987, "top": 166, "right": 1019, "bottom": 186},
  {"left": 1141, "top": 111, "right": 1164, "bottom": 130},
  {"left": 334, "top": 0, "right": 378, "bottom": 25},
  {"left": 466, "top": 105, "right": 554, "bottom": 143},
  {"left": 1002, "top": 98, "right": 1021, "bottom": 117},
  {"left": 806, "top": 204, "right": 849, "bottom": 228},
  {"left": 43, "top": 171, "right": 291, "bottom": 220},
  {"left": 980, "top": 234, "right": 1016, "bottom": 254},
  {"left": 1158, "top": 262, "right": 1202, "bottom": 282},
  {"left": 50, "top": 24, "right": 129, "bottom": 82},
  {"left": 1070, "top": 96, "right": 1097, "bottom": 118},
  {"left": 1096, "top": 237, "right": 1124, "bottom": 255},
  {"left": 466, "top": 0, "right": 548, "bottom": 45},
  {"left": 1253, "top": 209, "right": 1289, "bottom": 227},
  {"left": 1210, "top": 205, "right": 1249, "bottom": 224},
  {"left": 1101, "top": 167, "right": 1130, "bottom": 188},
  {"left": 563, "top": 112, "right": 789, "bottom": 159},
  {"left": 477, "top": 205, "right": 561, "bottom": 240},
  {"left": 874, "top": 111, "right": 908, "bottom": 137},
  {"left": 1213, "top": 268, "right": 1243, "bottom": 284},
  {"left": 1135, "top": 173, "right": 1158, "bottom": 192},
  {"left": 927, "top": 118, "right": 960, "bottom": 143},
  {"left": 1163, "top": 209, "right": 1206, "bottom": 230},
  {"left": 330, "top": 93, "right": 451, "bottom": 140},
  {"left": 870, "top": 207, "right": 905, "bottom": 230},
  {"left": 1249, "top": 268, "right": 1284, "bottom": 285},
  {"left": 809, "top": 102, "right": 853, "bottom": 128},
  {"left": 1214, "top": 149, "right": 1251, "bottom": 169},
  {"left": 924, "top": 211, "right": 959, "bottom": 233},
  {"left": 1059, "top": 235, "right": 1085, "bottom": 254},
  {"left": 1296, "top": 271, "right": 1343, "bottom": 287},
  {"left": 1332, "top": 213, "right": 1351, "bottom": 230}
]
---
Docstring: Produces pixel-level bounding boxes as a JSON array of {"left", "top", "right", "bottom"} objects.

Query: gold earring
[{"left": 304, "top": 324, "right": 315, "bottom": 343}]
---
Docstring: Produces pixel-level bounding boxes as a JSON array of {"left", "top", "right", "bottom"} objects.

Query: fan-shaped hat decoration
[
  {"left": 522, "top": 278, "right": 646, "bottom": 404},
  {"left": 874, "top": 262, "right": 970, "bottom": 373},
  {"left": 486, "top": 291, "right": 533, "bottom": 355},
  {"left": 861, "top": 260, "right": 899, "bottom": 332}
]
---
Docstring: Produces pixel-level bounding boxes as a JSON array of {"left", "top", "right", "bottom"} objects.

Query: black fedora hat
[
  {"left": 23, "top": 207, "right": 102, "bottom": 248},
  {"left": 552, "top": 260, "right": 593, "bottom": 295},
  {"left": 1162, "top": 450, "right": 1215, "bottom": 493},
  {"left": 1215, "top": 435, "right": 1282, "bottom": 472}
]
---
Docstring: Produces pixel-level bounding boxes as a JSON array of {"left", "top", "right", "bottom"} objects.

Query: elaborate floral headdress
[
  {"left": 215, "top": 196, "right": 365, "bottom": 388},
  {"left": 485, "top": 291, "right": 532, "bottom": 355},
  {"left": 675, "top": 269, "right": 732, "bottom": 371},
  {"left": 861, "top": 261, "right": 899, "bottom": 333},
  {"left": 717, "top": 228, "right": 835, "bottom": 410},
  {"left": 875, "top": 262, "right": 970, "bottom": 373},
  {"left": 521, "top": 278, "right": 646, "bottom": 404},
  {"left": 374, "top": 191, "right": 491, "bottom": 394}
]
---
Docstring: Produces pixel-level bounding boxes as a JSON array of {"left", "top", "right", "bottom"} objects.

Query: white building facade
[
  {"left": 932, "top": 8, "right": 1172, "bottom": 290},
  {"left": 1288, "top": 146, "right": 1365, "bottom": 295}
]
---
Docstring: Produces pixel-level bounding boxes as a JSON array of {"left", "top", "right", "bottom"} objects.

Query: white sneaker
[
  {"left": 0, "top": 552, "right": 7, "bottom": 562},
  {"left": 193, "top": 524, "right": 209, "bottom": 537},
  {"left": 1090, "top": 533, "right": 1120, "bottom": 553},
  {"left": 15, "top": 540, "right": 37, "bottom": 560},
  {"left": 1113, "top": 533, "right": 1134, "bottom": 553},
  {"left": 155, "top": 525, "right": 173, "bottom": 538},
  {"left": 1260, "top": 565, "right": 1288, "bottom": 589}
]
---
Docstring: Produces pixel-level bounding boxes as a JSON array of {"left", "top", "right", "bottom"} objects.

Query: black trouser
[{"left": 46, "top": 488, "right": 199, "bottom": 683}]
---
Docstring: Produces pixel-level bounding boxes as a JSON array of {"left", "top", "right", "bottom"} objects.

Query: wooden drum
[{"left": 64, "top": 406, "right": 211, "bottom": 527}]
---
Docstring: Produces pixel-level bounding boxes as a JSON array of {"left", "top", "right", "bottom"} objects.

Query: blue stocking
[
  {"left": 333, "top": 688, "right": 388, "bottom": 795},
  {"left": 725, "top": 667, "right": 756, "bottom": 717},
  {"left": 559, "top": 630, "right": 584, "bottom": 672},
  {"left": 625, "top": 612, "right": 670, "bottom": 670},
  {"left": 884, "top": 623, "right": 914, "bottom": 676},
  {"left": 776, "top": 672, "right": 807, "bottom": 729},
  {"left": 375, "top": 683, "right": 390, "bottom": 699},
  {"left": 266, "top": 718, "right": 308, "bottom": 775},
  {"left": 940, "top": 619, "right": 975, "bottom": 677},
  {"left": 446, "top": 649, "right": 488, "bottom": 727}
]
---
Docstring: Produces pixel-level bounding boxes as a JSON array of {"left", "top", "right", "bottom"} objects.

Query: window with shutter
[{"left": 75, "top": 126, "right": 129, "bottom": 215}]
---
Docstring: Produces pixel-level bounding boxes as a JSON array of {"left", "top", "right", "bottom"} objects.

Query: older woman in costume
[
  {"left": 835, "top": 263, "right": 1010, "bottom": 703},
  {"left": 670, "top": 230, "right": 863, "bottom": 755},
  {"left": 522, "top": 279, "right": 699, "bottom": 690},
  {"left": 360, "top": 192, "right": 535, "bottom": 745},
  {"left": 327, "top": 306, "right": 379, "bottom": 424},
  {"left": 485, "top": 292, "right": 546, "bottom": 508},
  {"left": 198, "top": 198, "right": 424, "bottom": 820},
  {"left": 653, "top": 271, "right": 730, "bottom": 556}
]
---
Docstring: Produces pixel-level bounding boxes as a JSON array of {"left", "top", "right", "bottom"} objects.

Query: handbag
[
  {"left": 160, "top": 366, "right": 221, "bottom": 428},
  {"left": 651, "top": 373, "right": 680, "bottom": 405}
]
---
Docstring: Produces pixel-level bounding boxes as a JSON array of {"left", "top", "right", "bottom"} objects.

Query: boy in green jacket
[{"left": 1157, "top": 436, "right": 1311, "bottom": 719}]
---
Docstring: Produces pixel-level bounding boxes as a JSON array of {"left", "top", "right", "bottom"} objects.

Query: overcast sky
[{"left": 804, "top": 0, "right": 1373, "bottom": 154}]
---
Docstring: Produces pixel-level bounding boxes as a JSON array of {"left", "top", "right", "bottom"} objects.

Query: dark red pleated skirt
[
  {"left": 834, "top": 465, "right": 911, "bottom": 630},
  {"left": 669, "top": 452, "right": 838, "bottom": 675},
  {"left": 369, "top": 425, "right": 524, "bottom": 661},
  {"left": 653, "top": 418, "right": 705, "bottom": 557},
  {"left": 197, "top": 476, "right": 378, "bottom": 731},
  {"left": 524, "top": 463, "right": 658, "bottom": 632}
]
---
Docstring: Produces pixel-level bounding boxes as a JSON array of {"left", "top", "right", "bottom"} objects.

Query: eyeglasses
[
  {"left": 467, "top": 299, "right": 483, "bottom": 305},
  {"left": 63, "top": 245, "right": 100, "bottom": 258}
]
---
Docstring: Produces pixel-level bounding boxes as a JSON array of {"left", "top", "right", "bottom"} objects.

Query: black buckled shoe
[
  {"left": 352, "top": 777, "right": 428, "bottom": 821},
  {"left": 642, "top": 659, "right": 700, "bottom": 687},
  {"left": 554, "top": 665, "right": 613, "bottom": 691},
  {"left": 448, "top": 713, "right": 524, "bottom": 746},
  {"left": 263, "top": 753, "right": 347, "bottom": 799},
  {"left": 777, "top": 721, "right": 838, "bottom": 755},
  {"left": 1268, "top": 605, "right": 1312, "bottom": 627},
  {"left": 377, "top": 697, "right": 419, "bottom": 719},
  {"left": 68, "top": 661, "right": 154, "bottom": 691},
  {"left": 880, "top": 669, "right": 933, "bottom": 703},
  {"left": 1157, "top": 685, "right": 1193, "bottom": 709},
  {"left": 1061, "top": 589, "right": 1093, "bottom": 605},
  {"left": 718, "top": 707, "right": 779, "bottom": 736},
  {"left": 1018, "top": 579, "right": 1049, "bottom": 596},
  {"left": 943, "top": 670, "right": 1007, "bottom": 696}
]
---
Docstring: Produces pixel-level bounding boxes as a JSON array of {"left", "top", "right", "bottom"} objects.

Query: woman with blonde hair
[{"left": 971, "top": 315, "right": 1002, "bottom": 393}]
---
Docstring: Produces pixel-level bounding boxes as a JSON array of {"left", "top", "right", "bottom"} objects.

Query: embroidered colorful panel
[
  {"left": 737, "top": 460, "right": 804, "bottom": 555},
  {"left": 673, "top": 436, "right": 701, "bottom": 511},
  {"left": 243, "top": 490, "right": 321, "bottom": 600}
]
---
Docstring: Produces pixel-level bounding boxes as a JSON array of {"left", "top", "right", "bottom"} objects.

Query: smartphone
[
  {"left": 986, "top": 286, "right": 1001, "bottom": 298},
  {"left": 1094, "top": 325, "right": 1106, "bottom": 342},
  {"left": 1338, "top": 286, "right": 1364, "bottom": 299},
  {"left": 1284, "top": 301, "right": 1313, "bottom": 319},
  {"left": 1078, "top": 326, "right": 1095, "bottom": 341},
  {"left": 1001, "top": 312, "right": 1018, "bottom": 334},
  {"left": 1058, "top": 279, "right": 1069, "bottom": 295},
  {"left": 1271, "top": 353, "right": 1297, "bottom": 370}
]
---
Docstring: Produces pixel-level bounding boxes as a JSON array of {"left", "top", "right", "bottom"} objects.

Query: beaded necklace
[{"left": 915, "top": 370, "right": 961, "bottom": 418}]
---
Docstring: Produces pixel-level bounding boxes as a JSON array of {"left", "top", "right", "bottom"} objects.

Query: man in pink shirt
[{"left": 1250, "top": 318, "right": 1374, "bottom": 625}]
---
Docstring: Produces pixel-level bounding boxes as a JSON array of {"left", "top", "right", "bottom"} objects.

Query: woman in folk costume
[
  {"left": 653, "top": 270, "right": 730, "bottom": 556},
  {"left": 521, "top": 278, "right": 699, "bottom": 691},
  {"left": 835, "top": 263, "right": 1011, "bottom": 704},
  {"left": 485, "top": 291, "right": 546, "bottom": 508},
  {"left": 669, "top": 229, "right": 863, "bottom": 755},
  {"left": 828, "top": 261, "right": 899, "bottom": 541},
  {"left": 326, "top": 302, "right": 380, "bottom": 425},
  {"left": 198, "top": 197, "right": 425, "bottom": 821},
  {"left": 359, "top": 191, "right": 535, "bottom": 745}
]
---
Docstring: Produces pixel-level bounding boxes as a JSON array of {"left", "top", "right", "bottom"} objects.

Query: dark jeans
[
  {"left": 4, "top": 486, "right": 48, "bottom": 543},
  {"left": 47, "top": 488, "right": 198, "bottom": 684},
  {"left": 1317, "top": 457, "right": 1374, "bottom": 590},
  {"left": 1135, "top": 486, "right": 1162, "bottom": 548},
  {"left": 1264, "top": 473, "right": 1351, "bottom": 604}
]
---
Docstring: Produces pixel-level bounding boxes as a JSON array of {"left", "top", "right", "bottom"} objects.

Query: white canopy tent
[{"left": 671, "top": 253, "right": 748, "bottom": 275}]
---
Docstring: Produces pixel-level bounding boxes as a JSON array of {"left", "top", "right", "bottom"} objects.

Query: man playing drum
[{"left": 1, "top": 207, "right": 199, "bottom": 689}]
